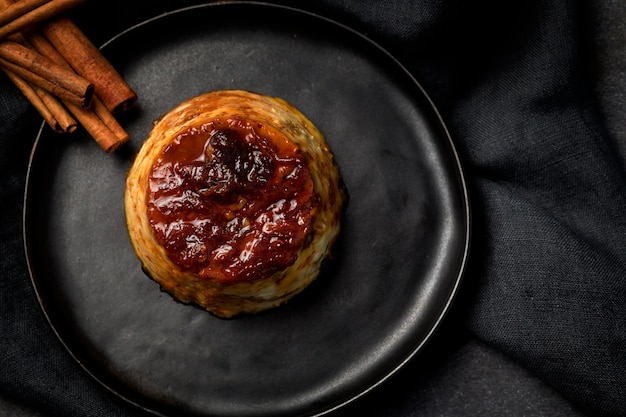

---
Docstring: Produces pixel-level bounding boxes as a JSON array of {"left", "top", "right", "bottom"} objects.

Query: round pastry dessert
[{"left": 125, "top": 90, "right": 346, "bottom": 318}]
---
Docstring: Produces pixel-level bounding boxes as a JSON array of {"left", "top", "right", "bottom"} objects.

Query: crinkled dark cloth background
[{"left": 1, "top": 0, "right": 624, "bottom": 416}]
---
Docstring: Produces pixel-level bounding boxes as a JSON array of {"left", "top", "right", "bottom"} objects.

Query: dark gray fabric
[
  {"left": 1, "top": 0, "right": 624, "bottom": 416},
  {"left": 346, "top": 338, "right": 586, "bottom": 417},
  {"left": 583, "top": 0, "right": 625, "bottom": 167}
]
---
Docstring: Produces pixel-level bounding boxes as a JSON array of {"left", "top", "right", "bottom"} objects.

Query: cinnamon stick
[
  {"left": 91, "top": 96, "right": 129, "bottom": 143},
  {"left": 0, "top": 40, "right": 93, "bottom": 107},
  {"left": 1, "top": 66, "right": 77, "bottom": 132},
  {"left": 3, "top": 68, "right": 60, "bottom": 131},
  {"left": 0, "top": 34, "right": 77, "bottom": 132},
  {"left": 0, "top": 0, "right": 85, "bottom": 39},
  {"left": 0, "top": 26, "right": 79, "bottom": 134},
  {"left": 0, "top": 0, "right": 133, "bottom": 152},
  {"left": 0, "top": 0, "right": 50, "bottom": 26},
  {"left": 35, "top": 83, "right": 77, "bottom": 132},
  {"left": 0, "top": 56, "right": 85, "bottom": 108},
  {"left": 26, "top": 30, "right": 129, "bottom": 150},
  {"left": 65, "top": 101, "right": 128, "bottom": 152},
  {"left": 24, "top": 29, "right": 63, "bottom": 63},
  {"left": 41, "top": 17, "right": 137, "bottom": 114}
]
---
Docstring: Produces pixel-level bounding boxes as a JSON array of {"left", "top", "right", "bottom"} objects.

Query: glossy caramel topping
[{"left": 146, "top": 117, "right": 316, "bottom": 283}]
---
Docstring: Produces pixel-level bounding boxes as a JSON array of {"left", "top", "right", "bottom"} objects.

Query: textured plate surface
[{"left": 24, "top": 3, "right": 470, "bottom": 416}]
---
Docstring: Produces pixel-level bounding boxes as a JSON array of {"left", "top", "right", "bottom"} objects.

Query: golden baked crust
[{"left": 125, "top": 90, "right": 346, "bottom": 318}]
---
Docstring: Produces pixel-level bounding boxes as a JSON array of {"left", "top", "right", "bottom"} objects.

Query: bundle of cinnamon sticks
[{"left": 0, "top": 0, "right": 137, "bottom": 152}]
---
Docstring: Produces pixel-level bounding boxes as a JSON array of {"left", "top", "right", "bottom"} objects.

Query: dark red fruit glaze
[{"left": 147, "top": 117, "right": 316, "bottom": 283}]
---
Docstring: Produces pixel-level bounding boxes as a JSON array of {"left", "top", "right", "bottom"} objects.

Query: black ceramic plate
[{"left": 24, "top": 2, "right": 470, "bottom": 417}]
